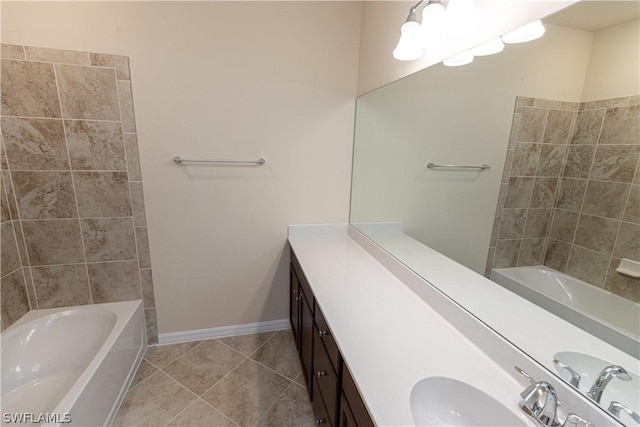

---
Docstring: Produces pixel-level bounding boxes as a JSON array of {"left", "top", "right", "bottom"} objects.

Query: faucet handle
[
  {"left": 519, "top": 381, "right": 561, "bottom": 427},
  {"left": 608, "top": 402, "right": 640, "bottom": 424},
  {"left": 553, "top": 359, "right": 581, "bottom": 388},
  {"left": 562, "top": 413, "right": 593, "bottom": 427},
  {"left": 514, "top": 366, "right": 536, "bottom": 384}
]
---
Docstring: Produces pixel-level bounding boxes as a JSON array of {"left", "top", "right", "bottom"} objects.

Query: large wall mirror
[{"left": 350, "top": 1, "right": 639, "bottom": 423}]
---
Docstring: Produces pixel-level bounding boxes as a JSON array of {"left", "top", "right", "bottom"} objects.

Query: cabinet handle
[
  {"left": 316, "top": 418, "right": 326, "bottom": 425},
  {"left": 319, "top": 330, "right": 328, "bottom": 337},
  {"left": 293, "top": 289, "right": 297, "bottom": 294},
  {"left": 317, "top": 370, "right": 328, "bottom": 377},
  {"left": 296, "top": 296, "right": 302, "bottom": 301}
]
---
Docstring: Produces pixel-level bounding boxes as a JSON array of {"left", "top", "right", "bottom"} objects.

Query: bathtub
[
  {"left": 491, "top": 266, "right": 640, "bottom": 358},
  {"left": 1, "top": 300, "right": 146, "bottom": 426}
]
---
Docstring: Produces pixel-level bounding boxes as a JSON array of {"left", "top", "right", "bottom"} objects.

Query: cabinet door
[
  {"left": 300, "top": 291, "right": 314, "bottom": 397},
  {"left": 342, "top": 365, "right": 374, "bottom": 427},
  {"left": 289, "top": 264, "right": 301, "bottom": 350},
  {"left": 313, "top": 379, "right": 332, "bottom": 426},
  {"left": 339, "top": 395, "right": 356, "bottom": 427}
]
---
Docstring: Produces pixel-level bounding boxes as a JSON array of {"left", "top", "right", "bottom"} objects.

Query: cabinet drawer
[
  {"left": 292, "top": 252, "right": 314, "bottom": 308},
  {"left": 314, "top": 305, "right": 341, "bottom": 373},
  {"left": 314, "top": 326, "right": 339, "bottom": 427},
  {"left": 342, "top": 365, "right": 374, "bottom": 427},
  {"left": 313, "top": 379, "right": 333, "bottom": 427}
]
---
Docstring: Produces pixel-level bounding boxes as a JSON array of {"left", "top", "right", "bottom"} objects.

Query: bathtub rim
[
  {"left": 1, "top": 300, "right": 146, "bottom": 426},
  {"left": 491, "top": 266, "right": 639, "bottom": 358}
]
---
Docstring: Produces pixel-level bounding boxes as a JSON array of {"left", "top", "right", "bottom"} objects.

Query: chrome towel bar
[
  {"left": 427, "top": 162, "right": 490, "bottom": 170},
  {"left": 173, "top": 156, "right": 266, "bottom": 165}
]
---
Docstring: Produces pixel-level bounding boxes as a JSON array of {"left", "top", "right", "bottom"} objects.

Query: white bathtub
[
  {"left": 1, "top": 300, "right": 146, "bottom": 426},
  {"left": 491, "top": 266, "right": 640, "bottom": 358}
]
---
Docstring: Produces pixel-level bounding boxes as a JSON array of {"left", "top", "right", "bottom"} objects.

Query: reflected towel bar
[
  {"left": 173, "top": 156, "right": 266, "bottom": 165},
  {"left": 427, "top": 162, "right": 490, "bottom": 170}
]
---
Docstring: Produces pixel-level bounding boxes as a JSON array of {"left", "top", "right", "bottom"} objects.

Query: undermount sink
[
  {"left": 553, "top": 351, "right": 639, "bottom": 414},
  {"left": 410, "top": 377, "right": 527, "bottom": 426}
]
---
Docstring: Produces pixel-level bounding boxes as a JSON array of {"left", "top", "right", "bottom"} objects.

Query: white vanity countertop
[{"left": 287, "top": 224, "right": 534, "bottom": 426}]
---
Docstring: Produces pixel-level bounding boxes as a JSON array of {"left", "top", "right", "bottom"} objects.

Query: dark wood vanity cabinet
[
  {"left": 290, "top": 252, "right": 374, "bottom": 427},
  {"left": 289, "top": 264, "right": 300, "bottom": 351},
  {"left": 291, "top": 256, "right": 314, "bottom": 396}
]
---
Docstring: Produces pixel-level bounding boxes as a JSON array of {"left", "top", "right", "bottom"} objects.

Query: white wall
[
  {"left": 351, "top": 24, "right": 594, "bottom": 273},
  {"left": 357, "top": 0, "right": 578, "bottom": 95},
  {"left": 582, "top": 18, "right": 640, "bottom": 101},
  {"left": 1, "top": 1, "right": 361, "bottom": 334}
]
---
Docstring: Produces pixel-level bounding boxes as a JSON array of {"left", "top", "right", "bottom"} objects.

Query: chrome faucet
[
  {"left": 552, "top": 359, "right": 581, "bottom": 388},
  {"left": 586, "top": 365, "right": 632, "bottom": 403},
  {"left": 562, "top": 413, "right": 593, "bottom": 427},
  {"left": 608, "top": 402, "right": 640, "bottom": 424},
  {"left": 519, "top": 381, "right": 561, "bottom": 427}
]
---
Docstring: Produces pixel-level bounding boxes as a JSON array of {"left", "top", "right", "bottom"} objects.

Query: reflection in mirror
[{"left": 350, "top": 1, "right": 639, "bottom": 424}]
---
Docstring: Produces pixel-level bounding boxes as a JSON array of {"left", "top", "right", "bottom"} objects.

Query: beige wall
[
  {"left": 1, "top": 1, "right": 361, "bottom": 334},
  {"left": 582, "top": 18, "right": 640, "bottom": 101},
  {"left": 356, "top": 0, "right": 578, "bottom": 95},
  {"left": 1, "top": 1, "right": 589, "bottom": 335}
]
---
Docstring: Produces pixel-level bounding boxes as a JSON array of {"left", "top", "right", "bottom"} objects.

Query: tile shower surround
[
  {"left": 0, "top": 44, "right": 157, "bottom": 342},
  {"left": 487, "top": 95, "right": 640, "bottom": 302}
]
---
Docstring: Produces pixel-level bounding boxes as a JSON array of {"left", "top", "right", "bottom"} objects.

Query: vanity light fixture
[
  {"left": 469, "top": 37, "right": 504, "bottom": 56},
  {"left": 420, "top": 0, "right": 447, "bottom": 49},
  {"left": 393, "top": 5, "right": 424, "bottom": 61},
  {"left": 501, "top": 20, "right": 546, "bottom": 44},
  {"left": 446, "top": 0, "right": 476, "bottom": 35},
  {"left": 442, "top": 51, "right": 474, "bottom": 66},
  {"left": 393, "top": 0, "right": 477, "bottom": 61}
]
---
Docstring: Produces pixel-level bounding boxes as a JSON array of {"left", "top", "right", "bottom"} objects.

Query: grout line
[
  {"left": 213, "top": 337, "right": 260, "bottom": 357},
  {"left": 250, "top": 358, "right": 301, "bottom": 383},
  {"left": 52, "top": 64, "right": 94, "bottom": 305},
  {"left": 161, "top": 398, "right": 200, "bottom": 427},
  {"left": 20, "top": 216, "right": 134, "bottom": 222},
  {"left": 254, "top": 380, "right": 295, "bottom": 426},
  {"left": 116, "top": 77, "right": 149, "bottom": 317},
  {"left": 124, "top": 366, "right": 163, "bottom": 393},
  {"left": 192, "top": 356, "right": 248, "bottom": 399},
  {"left": 1, "top": 114, "right": 122, "bottom": 124},
  {"left": 1, "top": 56, "right": 124, "bottom": 72},
  {"left": 8, "top": 169, "right": 129, "bottom": 173},
  {"left": 28, "top": 259, "right": 138, "bottom": 269},
  {"left": 1, "top": 137, "right": 39, "bottom": 308},
  {"left": 161, "top": 397, "right": 241, "bottom": 427},
  {"left": 197, "top": 398, "right": 241, "bottom": 427}
]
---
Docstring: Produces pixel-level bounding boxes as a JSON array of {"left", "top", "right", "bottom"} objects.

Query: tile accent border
[
  {"left": 158, "top": 319, "right": 291, "bottom": 345},
  {"left": 1, "top": 43, "right": 157, "bottom": 341}
]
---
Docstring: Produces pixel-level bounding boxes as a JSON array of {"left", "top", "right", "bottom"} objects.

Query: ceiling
[{"left": 545, "top": 0, "right": 640, "bottom": 31}]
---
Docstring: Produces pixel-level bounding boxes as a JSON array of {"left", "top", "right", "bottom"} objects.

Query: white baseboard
[{"left": 157, "top": 318, "right": 291, "bottom": 346}]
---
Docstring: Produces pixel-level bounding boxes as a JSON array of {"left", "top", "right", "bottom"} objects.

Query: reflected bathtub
[
  {"left": 491, "top": 266, "right": 640, "bottom": 358},
  {"left": 1, "top": 300, "right": 146, "bottom": 426}
]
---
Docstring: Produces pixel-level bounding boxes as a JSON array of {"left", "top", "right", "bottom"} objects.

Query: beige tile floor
[{"left": 113, "top": 330, "right": 314, "bottom": 426}]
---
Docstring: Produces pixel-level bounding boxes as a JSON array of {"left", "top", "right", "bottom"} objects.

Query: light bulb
[
  {"left": 393, "top": 21, "right": 423, "bottom": 61},
  {"left": 469, "top": 37, "right": 504, "bottom": 56},
  {"left": 446, "top": 0, "right": 476, "bottom": 35},
  {"left": 501, "top": 20, "right": 546, "bottom": 44},
  {"left": 420, "top": 0, "right": 446, "bottom": 49},
  {"left": 443, "top": 51, "right": 474, "bottom": 67}
]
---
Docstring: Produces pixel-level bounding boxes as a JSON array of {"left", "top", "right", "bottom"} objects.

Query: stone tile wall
[
  {"left": 0, "top": 44, "right": 157, "bottom": 342},
  {"left": 487, "top": 95, "right": 640, "bottom": 302}
]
